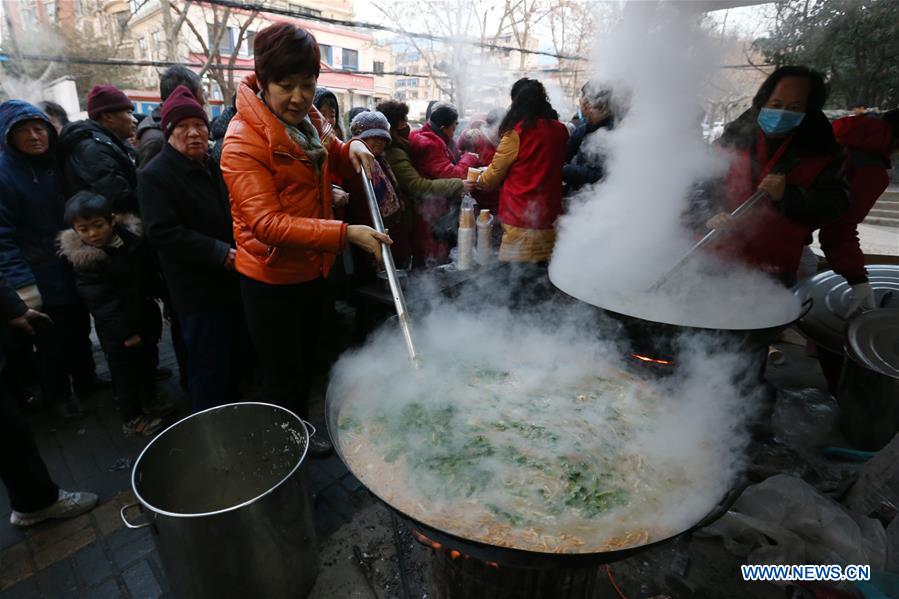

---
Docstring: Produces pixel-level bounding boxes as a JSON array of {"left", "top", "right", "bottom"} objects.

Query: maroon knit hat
[
  {"left": 161, "top": 85, "right": 209, "bottom": 139},
  {"left": 86, "top": 85, "right": 133, "bottom": 120}
]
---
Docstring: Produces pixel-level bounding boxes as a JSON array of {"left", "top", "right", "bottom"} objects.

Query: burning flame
[
  {"left": 412, "top": 529, "right": 499, "bottom": 568},
  {"left": 413, "top": 529, "right": 442, "bottom": 550},
  {"left": 630, "top": 353, "right": 674, "bottom": 366}
]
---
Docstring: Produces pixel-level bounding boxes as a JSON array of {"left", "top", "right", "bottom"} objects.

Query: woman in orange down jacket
[{"left": 220, "top": 22, "right": 390, "bottom": 457}]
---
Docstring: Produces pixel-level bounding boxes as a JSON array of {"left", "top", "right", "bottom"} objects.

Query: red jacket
[
  {"left": 497, "top": 119, "right": 568, "bottom": 229},
  {"left": 409, "top": 123, "right": 480, "bottom": 180},
  {"left": 708, "top": 110, "right": 848, "bottom": 277},
  {"left": 717, "top": 134, "right": 830, "bottom": 275},
  {"left": 819, "top": 116, "right": 893, "bottom": 283},
  {"left": 221, "top": 76, "right": 353, "bottom": 285},
  {"left": 406, "top": 123, "right": 479, "bottom": 263}
]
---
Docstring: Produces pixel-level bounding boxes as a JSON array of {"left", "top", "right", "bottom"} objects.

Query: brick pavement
[{"left": 0, "top": 322, "right": 376, "bottom": 599}]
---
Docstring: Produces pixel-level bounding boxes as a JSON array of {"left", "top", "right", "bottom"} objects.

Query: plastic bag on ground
[{"left": 700, "top": 474, "right": 886, "bottom": 570}]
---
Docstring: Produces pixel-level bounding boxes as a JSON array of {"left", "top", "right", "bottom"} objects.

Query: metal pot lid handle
[
  {"left": 845, "top": 308, "right": 899, "bottom": 379},
  {"left": 797, "top": 297, "right": 814, "bottom": 321},
  {"left": 120, "top": 502, "right": 152, "bottom": 530},
  {"left": 303, "top": 420, "right": 317, "bottom": 438}
]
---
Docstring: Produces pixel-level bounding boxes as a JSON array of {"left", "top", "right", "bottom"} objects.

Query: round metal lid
[
  {"left": 793, "top": 265, "right": 899, "bottom": 352},
  {"left": 846, "top": 309, "right": 899, "bottom": 379}
]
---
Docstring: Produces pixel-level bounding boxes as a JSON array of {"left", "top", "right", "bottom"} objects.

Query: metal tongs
[
  {"left": 647, "top": 189, "right": 771, "bottom": 292},
  {"left": 359, "top": 169, "right": 419, "bottom": 364}
]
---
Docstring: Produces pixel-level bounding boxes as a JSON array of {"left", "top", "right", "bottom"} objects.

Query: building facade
[
  {"left": 125, "top": 0, "right": 394, "bottom": 119},
  {"left": 2, "top": 0, "right": 394, "bottom": 119}
]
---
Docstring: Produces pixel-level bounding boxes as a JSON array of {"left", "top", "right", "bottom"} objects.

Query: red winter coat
[
  {"left": 407, "top": 123, "right": 480, "bottom": 263},
  {"left": 819, "top": 115, "right": 893, "bottom": 284},
  {"left": 708, "top": 110, "right": 848, "bottom": 277},
  {"left": 480, "top": 119, "right": 569, "bottom": 230},
  {"left": 409, "top": 123, "right": 480, "bottom": 180}
]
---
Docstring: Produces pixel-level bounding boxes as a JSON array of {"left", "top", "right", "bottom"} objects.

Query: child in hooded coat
[{"left": 58, "top": 191, "right": 169, "bottom": 436}]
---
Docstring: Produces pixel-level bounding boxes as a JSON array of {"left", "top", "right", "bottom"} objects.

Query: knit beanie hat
[
  {"left": 350, "top": 110, "right": 391, "bottom": 142},
  {"left": 161, "top": 85, "right": 209, "bottom": 139},
  {"left": 87, "top": 85, "right": 133, "bottom": 120},
  {"left": 428, "top": 103, "right": 458, "bottom": 129}
]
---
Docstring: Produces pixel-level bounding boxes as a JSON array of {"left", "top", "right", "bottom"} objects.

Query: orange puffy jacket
[{"left": 221, "top": 75, "right": 355, "bottom": 285}]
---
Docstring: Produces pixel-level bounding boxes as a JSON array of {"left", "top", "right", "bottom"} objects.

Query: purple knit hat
[
  {"left": 161, "top": 85, "right": 208, "bottom": 138},
  {"left": 86, "top": 85, "right": 133, "bottom": 120}
]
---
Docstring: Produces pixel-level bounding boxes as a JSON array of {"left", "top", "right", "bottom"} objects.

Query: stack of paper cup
[
  {"left": 457, "top": 206, "right": 475, "bottom": 271},
  {"left": 476, "top": 209, "right": 493, "bottom": 265}
]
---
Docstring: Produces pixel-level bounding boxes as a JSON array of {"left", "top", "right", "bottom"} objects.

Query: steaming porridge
[{"left": 335, "top": 360, "right": 719, "bottom": 554}]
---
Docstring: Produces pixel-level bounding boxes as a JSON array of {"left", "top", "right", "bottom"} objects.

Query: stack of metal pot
[{"left": 795, "top": 265, "right": 899, "bottom": 450}]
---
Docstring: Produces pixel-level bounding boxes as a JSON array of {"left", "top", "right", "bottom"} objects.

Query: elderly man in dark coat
[
  {"left": 137, "top": 86, "right": 247, "bottom": 412},
  {"left": 58, "top": 85, "right": 139, "bottom": 214}
]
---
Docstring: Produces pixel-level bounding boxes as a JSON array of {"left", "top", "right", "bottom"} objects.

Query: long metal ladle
[
  {"left": 359, "top": 168, "right": 419, "bottom": 363},
  {"left": 647, "top": 189, "right": 771, "bottom": 292}
]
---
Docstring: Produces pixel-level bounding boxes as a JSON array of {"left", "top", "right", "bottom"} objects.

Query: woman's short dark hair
[
  {"left": 499, "top": 78, "right": 559, "bottom": 136},
  {"left": 38, "top": 101, "right": 68, "bottom": 126},
  {"left": 425, "top": 100, "right": 440, "bottom": 121},
  {"left": 254, "top": 22, "right": 321, "bottom": 87},
  {"left": 160, "top": 65, "right": 204, "bottom": 101},
  {"left": 376, "top": 100, "right": 409, "bottom": 129},
  {"left": 64, "top": 191, "right": 113, "bottom": 226},
  {"left": 752, "top": 66, "right": 828, "bottom": 113},
  {"left": 429, "top": 103, "right": 458, "bottom": 129}
]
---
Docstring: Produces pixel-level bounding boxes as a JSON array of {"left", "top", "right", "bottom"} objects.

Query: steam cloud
[
  {"left": 327, "top": 0, "right": 776, "bottom": 554},
  {"left": 549, "top": 0, "right": 800, "bottom": 330},
  {"left": 330, "top": 307, "right": 758, "bottom": 551}
]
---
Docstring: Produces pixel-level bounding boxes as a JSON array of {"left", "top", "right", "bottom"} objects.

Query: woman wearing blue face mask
[{"left": 697, "top": 66, "right": 848, "bottom": 285}]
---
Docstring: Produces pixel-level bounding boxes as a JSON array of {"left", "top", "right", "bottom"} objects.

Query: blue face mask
[{"left": 757, "top": 107, "right": 805, "bottom": 136}]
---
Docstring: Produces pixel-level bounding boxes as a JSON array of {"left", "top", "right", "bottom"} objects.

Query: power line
[
  {"left": 0, "top": 52, "right": 451, "bottom": 78},
  {"left": 198, "top": 0, "right": 589, "bottom": 62},
  {"left": 2, "top": 53, "right": 768, "bottom": 79}
]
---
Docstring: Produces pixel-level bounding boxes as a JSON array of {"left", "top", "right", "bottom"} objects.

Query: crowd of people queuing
[{"left": 0, "top": 20, "right": 897, "bottom": 528}]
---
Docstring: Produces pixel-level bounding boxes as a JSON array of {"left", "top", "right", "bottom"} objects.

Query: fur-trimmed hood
[{"left": 57, "top": 214, "right": 142, "bottom": 269}]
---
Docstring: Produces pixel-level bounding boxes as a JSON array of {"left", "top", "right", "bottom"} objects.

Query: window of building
[
  {"left": 288, "top": 3, "right": 321, "bottom": 17},
  {"left": 137, "top": 38, "right": 147, "bottom": 59},
  {"left": 238, "top": 30, "right": 255, "bottom": 57},
  {"left": 129, "top": 0, "right": 142, "bottom": 14},
  {"left": 342, "top": 48, "right": 359, "bottom": 71},
  {"left": 373, "top": 61, "right": 384, "bottom": 75},
  {"left": 208, "top": 24, "right": 242, "bottom": 55},
  {"left": 319, "top": 44, "right": 333, "bottom": 65},
  {"left": 20, "top": 0, "right": 38, "bottom": 27},
  {"left": 73, "top": 0, "right": 82, "bottom": 17},
  {"left": 44, "top": 0, "right": 57, "bottom": 21},
  {"left": 151, "top": 30, "right": 162, "bottom": 60}
]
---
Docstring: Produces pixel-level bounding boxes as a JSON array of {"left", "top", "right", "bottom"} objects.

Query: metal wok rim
[
  {"left": 392, "top": 483, "right": 739, "bottom": 568},
  {"left": 326, "top": 388, "right": 743, "bottom": 567},
  {"left": 130, "top": 402, "right": 310, "bottom": 519},
  {"left": 547, "top": 264, "right": 803, "bottom": 332}
]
